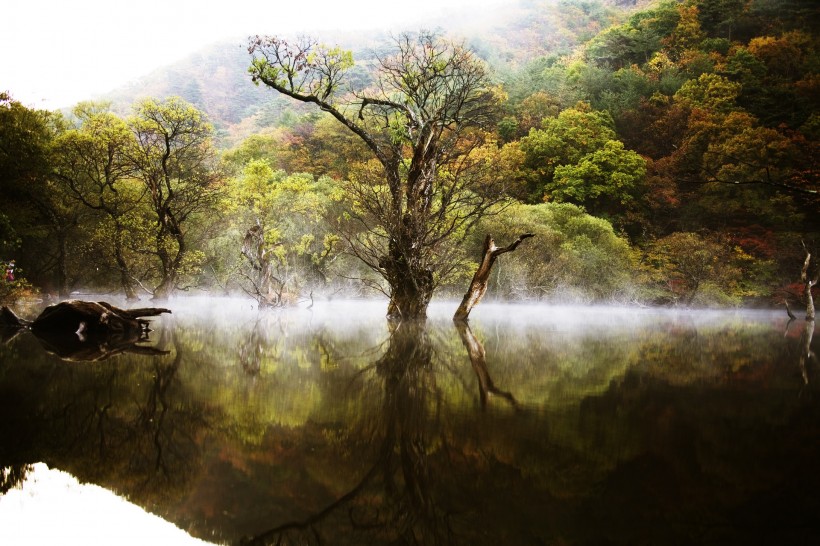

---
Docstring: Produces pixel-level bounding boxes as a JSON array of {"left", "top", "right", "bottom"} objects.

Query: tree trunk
[
  {"left": 453, "top": 233, "right": 534, "bottom": 321},
  {"left": 800, "top": 243, "right": 817, "bottom": 321},
  {"left": 797, "top": 318, "right": 815, "bottom": 385},
  {"left": 382, "top": 233, "right": 434, "bottom": 320},
  {"left": 242, "top": 223, "right": 288, "bottom": 308},
  {"left": 385, "top": 263, "right": 434, "bottom": 320},
  {"left": 153, "top": 232, "right": 185, "bottom": 301},
  {"left": 114, "top": 244, "right": 138, "bottom": 301},
  {"left": 55, "top": 230, "right": 70, "bottom": 298}
]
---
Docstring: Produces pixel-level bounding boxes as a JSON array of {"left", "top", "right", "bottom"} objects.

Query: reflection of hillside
[{"left": 576, "top": 369, "right": 820, "bottom": 543}]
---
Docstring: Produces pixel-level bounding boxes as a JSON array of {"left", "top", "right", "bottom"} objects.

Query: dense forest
[{"left": 1, "top": 0, "right": 818, "bottom": 314}]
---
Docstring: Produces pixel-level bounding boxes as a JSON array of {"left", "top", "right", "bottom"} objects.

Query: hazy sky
[{"left": 1, "top": 0, "right": 507, "bottom": 110}]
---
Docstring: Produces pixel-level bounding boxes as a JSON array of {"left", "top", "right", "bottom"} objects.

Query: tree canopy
[{"left": 1, "top": 0, "right": 817, "bottom": 310}]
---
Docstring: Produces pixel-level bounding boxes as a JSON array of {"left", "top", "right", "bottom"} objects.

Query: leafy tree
[
  {"left": 519, "top": 103, "right": 616, "bottom": 200},
  {"left": 248, "top": 31, "right": 506, "bottom": 318},
  {"left": 550, "top": 139, "right": 647, "bottom": 231},
  {"left": 0, "top": 93, "right": 50, "bottom": 263},
  {"left": 663, "top": 4, "right": 705, "bottom": 61},
  {"left": 518, "top": 102, "right": 647, "bottom": 232},
  {"left": 472, "top": 202, "right": 636, "bottom": 302},
  {"left": 225, "top": 160, "right": 342, "bottom": 306},
  {"left": 52, "top": 104, "right": 146, "bottom": 299},
  {"left": 735, "top": 31, "right": 818, "bottom": 127},
  {"left": 617, "top": 95, "right": 690, "bottom": 159},
  {"left": 696, "top": 0, "right": 750, "bottom": 40},
  {"left": 221, "top": 133, "right": 281, "bottom": 175},
  {"left": 501, "top": 91, "right": 563, "bottom": 141},
  {"left": 0, "top": 93, "right": 82, "bottom": 296},
  {"left": 700, "top": 118, "right": 818, "bottom": 228},
  {"left": 585, "top": 1, "right": 680, "bottom": 69},
  {"left": 642, "top": 231, "right": 765, "bottom": 306},
  {"left": 128, "top": 97, "right": 223, "bottom": 300},
  {"left": 674, "top": 72, "right": 741, "bottom": 112}
]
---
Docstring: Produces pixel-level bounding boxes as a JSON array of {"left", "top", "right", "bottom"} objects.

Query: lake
[{"left": 1, "top": 298, "right": 819, "bottom": 545}]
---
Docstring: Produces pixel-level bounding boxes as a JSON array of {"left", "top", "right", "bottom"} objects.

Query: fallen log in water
[{"left": 0, "top": 300, "right": 172, "bottom": 361}]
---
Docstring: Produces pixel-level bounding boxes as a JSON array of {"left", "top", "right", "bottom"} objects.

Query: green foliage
[
  {"left": 585, "top": 1, "right": 681, "bottom": 69},
  {"left": 520, "top": 104, "right": 616, "bottom": 199},
  {"left": 641, "top": 231, "right": 774, "bottom": 306},
  {"left": 550, "top": 140, "right": 647, "bottom": 224},
  {"left": 472, "top": 202, "right": 636, "bottom": 302},
  {"left": 223, "top": 158, "right": 343, "bottom": 301},
  {"left": 128, "top": 96, "right": 223, "bottom": 298},
  {"left": 518, "top": 103, "right": 647, "bottom": 233},
  {"left": 674, "top": 72, "right": 741, "bottom": 111},
  {"left": 2, "top": 1, "right": 819, "bottom": 305}
]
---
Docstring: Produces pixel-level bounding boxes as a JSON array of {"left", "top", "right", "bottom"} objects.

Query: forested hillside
[
  {"left": 100, "top": 0, "right": 652, "bottom": 144},
  {"left": 1, "top": 0, "right": 818, "bottom": 311}
]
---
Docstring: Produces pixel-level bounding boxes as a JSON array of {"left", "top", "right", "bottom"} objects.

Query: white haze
[
  {"left": 121, "top": 295, "right": 791, "bottom": 338},
  {"left": 2, "top": 0, "right": 508, "bottom": 110}
]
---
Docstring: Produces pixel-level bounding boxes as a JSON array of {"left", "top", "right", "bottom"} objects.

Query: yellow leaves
[{"left": 296, "top": 234, "right": 314, "bottom": 256}]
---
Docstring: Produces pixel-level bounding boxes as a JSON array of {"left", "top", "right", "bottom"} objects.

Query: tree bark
[
  {"left": 453, "top": 233, "right": 534, "bottom": 321},
  {"left": 797, "top": 318, "right": 815, "bottom": 385},
  {"left": 248, "top": 34, "right": 505, "bottom": 320},
  {"left": 382, "top": 236, "right": 434, "bottom": 320},
  {"left": 800, "top": 243, "right": 817, "bottom": 321},
  {"left": 241, "top": 223, "right": 288, "bottom": 308}
]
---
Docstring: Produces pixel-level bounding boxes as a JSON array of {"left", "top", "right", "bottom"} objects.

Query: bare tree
[
  {"left": 248, "top": 31, "right": 505, "bottom": 318},
  {"left": 800, "top": 242, "right": 818, "bottom": 321},
  {"left": 454, "top": 233, "right": 534, "bottom": 321}
]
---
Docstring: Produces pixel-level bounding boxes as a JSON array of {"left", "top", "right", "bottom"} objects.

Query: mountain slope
[{"left": 101, "top": 1, "right": 647, "bottom": 146}]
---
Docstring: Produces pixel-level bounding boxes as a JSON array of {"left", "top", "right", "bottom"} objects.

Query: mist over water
[{"left": 1, "top": 296, "right": 818, "bottom": 544}]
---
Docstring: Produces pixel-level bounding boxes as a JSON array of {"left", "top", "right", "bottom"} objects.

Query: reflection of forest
[
  {"left": 1, "top": 308, "right": 819, "bottom": 544},
  {"left": 0, "top": 317, "right": 209, "bottom": 513}
]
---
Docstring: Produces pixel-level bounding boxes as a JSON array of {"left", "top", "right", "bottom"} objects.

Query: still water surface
[{"left": 1, "top": 299, "right": 819, "bottom": 545}]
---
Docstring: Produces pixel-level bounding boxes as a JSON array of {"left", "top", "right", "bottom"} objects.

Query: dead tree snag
[
  {"left": 800, "top": 242, "right": 818, "bottom": 321},
  {"left": 453, "top": 233, "right": 534, "bottom": 321}
]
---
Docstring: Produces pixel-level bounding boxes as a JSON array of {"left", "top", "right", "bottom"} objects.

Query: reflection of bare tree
[
  {"left": 242, "top": 320, "right": 453, "bottom": 546},
  {"left": 455, "top": 321, "right": 519, "bottom": 410},
  {"left": 787, "top": 319, "right": 817, "bottom": 386}
]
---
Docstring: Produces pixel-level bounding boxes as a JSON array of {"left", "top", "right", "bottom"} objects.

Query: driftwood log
[{"left": 0, "top": 300, "right": 171, "bottom": 361}]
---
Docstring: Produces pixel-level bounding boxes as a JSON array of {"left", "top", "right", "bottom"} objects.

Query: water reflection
[
  {"left": 785, "top": 317, "right": 816, "bottom": 386},
  {"left": 455, "top": 321, "right": 518, "bottom": 410},
  {"left": 1, "top": 301, "right": 819, "bottom": 544},
  {"left": 244, "top": 320, "right": 445, "bottom": 545}
]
